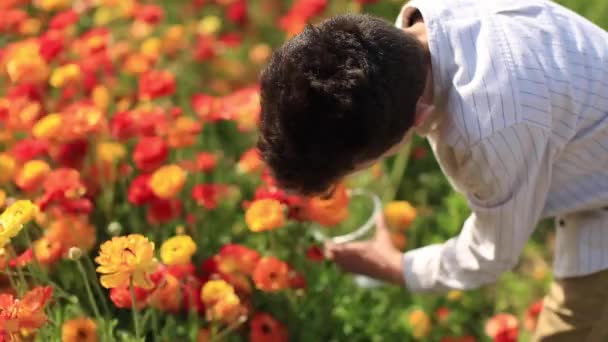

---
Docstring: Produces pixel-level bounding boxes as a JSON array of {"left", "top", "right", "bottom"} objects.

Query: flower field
[{"left": 0, "top": 0, "right": 604, "bottom": 341}]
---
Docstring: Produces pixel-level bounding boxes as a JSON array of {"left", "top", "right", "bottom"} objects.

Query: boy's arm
[{"left": 329, "top": 123, "right": 553, "bottom": 292}]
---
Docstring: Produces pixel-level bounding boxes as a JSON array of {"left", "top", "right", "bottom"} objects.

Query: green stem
[
  {"left": 76, "top": 259, "right": 103, "bottom": 320},
  {"left": 130, "top": 279, "right": 142, "bottom": 340},
  {"left": 85, "top": 255, "right": 111, "bottom": 317},
  {"left": 383, "top": 140, "right": 413, "bottom": 203},
  {"left": 212, "top": 316, "right": 246, "bottom": 341}
]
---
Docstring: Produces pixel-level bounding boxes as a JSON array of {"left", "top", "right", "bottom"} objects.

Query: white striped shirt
[{"left": 396, "top": 0, "right": 608, "bottom": 292}]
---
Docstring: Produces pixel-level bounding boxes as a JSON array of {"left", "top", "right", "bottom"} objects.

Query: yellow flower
[
  {"left": 160, "top": 235, "right": 197, "bottom": 265},
  {"left": 50, "top": 64, "right": 81, "bottom": 88},
  {"left": 34, "top": 0, "right": 70, "bottom": 11},
  {"left": 0, "top": 200, "right": 39, "bottom": 248},
  {"left": 92, "top": 85, "right": 110, "bottom": 111},
  {"left": 384, "top": 201, "right": 417, "bottom": 231},
  {"left": 200, "top": 279, "right": 235, "bottom": 305},
  {"left": 0, "top": 154, "right": 16, "bottom": 184},
  {"left": 447, "top": 290, "right": 463, "bottom": 302},
  {"left": 201, "top": 279, "right": 243, "bottom": 322},
  {"left": 198, "top": 16, "right": 222, "bottom": 35},
  {"left": 15, "top": 160, "right": 51, "bottom": 191},
  {"left": 245, "top": 199, "right": 285, "bottom": 232},
  {"left": 96, "top": 142, "right": 126, "bottom": 165},
  {"left": 140, "top": 37, "right": 161, "bottom": 60},
  {"left": 95, "top": 234, "right": 158, "bottom": 289},
  {"left": 407, "top": 309, "right": 431, "bottom": 340},
  {"left": 149, "top": 164, "right": 187, "bottom": 199},
  {"left": 33, "top": 113, "right": 63, "bottom": 139}
]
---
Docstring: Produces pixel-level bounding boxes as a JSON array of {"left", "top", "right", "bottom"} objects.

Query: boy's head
[{"left": 258, "top": 14, "right": 428, "bottom": 195}]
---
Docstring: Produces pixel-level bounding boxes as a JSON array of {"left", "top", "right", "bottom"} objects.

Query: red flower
[
  {"left": 193, "top": 35, "right": 216, "bottom": 62},
  {"left": 192, "top": 94, "right": 222, "bottom": 121},
  {"left": 216, "top": 244, "right": 260, "bottom": 276},
  {"left": 249, "top": 313, "right": 288, "bottom": 342},
  {"left": 39, "top": 31, "right": 65, "bottom": 62},
  {"left": 0, "top": 9, "right": 26, "bottom": 33},
  {"left": 138, "top": 70, "right": 176, "bottom": 100},
  {"left": 191, "top": 184, "right": 228, "bottom": 209},
  {"left": 135, "top": 4, "right": 164, "bottom": 24},
  {"left": 525, "top": 300, "right": 543, "bottom": 331},
  {"left": 128, "top": 174, "right": 156, "bottom": 205},
  {"left": 436, "top": 307, "right": 450, "bottom": 323},
  {"left": 9, "top": 248, "right": 33, "bottom": 268},
  {"left": 37, "top": 168, "right": 87, "bottom": 211},
  {"left": 147, "top": 198, "right": 182, "bottom": 224},
  {"left": 0, "top": 286, "right": 53, "bottom": 336},
  {"left": 226, "top": 0, "right": 247, "bottom": 25},
  {"left": 11, "top": 138, "right": 48, "bottom": 162},
  {"left": 51, "top": 139, "right": 88, "bottom": 168},
  {"left": 485, "top": 314, "right": 519, "bottom": 342},
  {"left": 306, "top": 246, "right": 324, "bottom": 262},
  {"left": 440, "top": 337, "right": 476, "bottom": 342},
  {"left": 49, "top": 10, "right": 79, "bottom": 30},
  {"left": 109, "top": 286, "right": 150, "bottom": 309},
  {"left": 288, "top": 270, "right": 306, "bottom": 290},
  {"left": 133, "top": 136, "right": 168, "bottom": 172},
  {"left": 110, "top": 111, "right": 138, "bottom": 140},
  {"left": 218, "top": 33, "right": 242, "bottom": 48},
  {"left": 195, "top": 152, "right": 217, "bottom": 172}
]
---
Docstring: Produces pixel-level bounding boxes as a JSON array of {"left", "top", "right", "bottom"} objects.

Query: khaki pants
[{"left": 533, "top": 269, "right": 608, "bottom": 342}]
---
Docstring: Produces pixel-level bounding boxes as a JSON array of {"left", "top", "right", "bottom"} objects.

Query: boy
[{"left": 257, "top": 0, "right": 608, "bottom": 340}]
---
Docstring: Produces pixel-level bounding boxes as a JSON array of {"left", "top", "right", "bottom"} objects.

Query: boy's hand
[{"left": 324, "top": 215, "right": 405, "bottom": 286}]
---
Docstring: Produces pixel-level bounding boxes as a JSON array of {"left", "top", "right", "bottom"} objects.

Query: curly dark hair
[{"left": 258, "top": 13, "right": 427, "bottom": 195}]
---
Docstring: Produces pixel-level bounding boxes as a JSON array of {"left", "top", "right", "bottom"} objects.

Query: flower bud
[
  {"left": 68, "top": 247, "right": 82, "bottom": 260},
  {"left": 107, "top": 221, "right": 122, "bottom": 236}
]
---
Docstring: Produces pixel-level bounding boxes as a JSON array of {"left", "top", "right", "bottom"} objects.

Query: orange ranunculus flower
[
  {"left": 485, "top": 313, "right": 519, "bottom": 342},
  {"left": 149, "top": 273, "right": 181, "bottom": 313},
  {"left": 218, "top": 87, "right": 260, "bottom": 132},
  {"left": 162, "top": 25, "right": 185, "bottom": 55},
  {"left": 408, "top": 308, "right": 431, "bottom": 340},
  {"left": 0, "top": 153, "right": 17, "bottom": 184},
  {"left": 0, "top": 286, "right": 53, "bottom": 335},
  {"left": 390, "top": 232, "right": 408, "bottom": 250},
  {"left": 149, "top": 164, "right": 187, "bottom": 199},
  {"left": 167, "top": 116, "right": 202, "bottom": 148},
  {"left": 216, "top": 244, "right": 260, "bottom": 276},
  {"left": 0, "top": 190, "right": 5, "bottom": 209},
  {"left": 3, "top": 39, "right": 49, "bottom": 84},
  {"left": 140, "top": 37, "right": 162, "bottom": 60},
  {"left": 123, "top": 52, "right": 154, "bottom": 75},
  {"left": 61, "top": 317, "right": 98, "bottom": 342},
  {"left": 1, "top": 96, "right": 42, "bottom": 132},
  {"left": 60, "top": 103, "right": 105, "bottom": 141},
  {"left": 138, "top": 70, "right": 176, "bottom": 100},
  {"left": 200, "top": 279, "right": 244, "bottom": 323},
  {"left": 95, "top": 234, "right": 159, "bottom": 289},
  {"left": 34, "top": 0, "right": 70, "bottom": 11},
  {"left": 197, "top": 328, "right": 211, "bottom": 342},
  {"left": 15, "top": 160, "right": 51, "bottom": 191},
  {"left": 305, "top": 183, "right": 349, "bottom": 227},
  {"left": 245, "top": 199, "right": 285, "bottom": 232},
  {"left": 32, "top": 237, "right": 63, "bottom": 265},
  {"left": 384, "top": 201, "right": 417, "bottom": 231},
  {"left": 252, "top": 257, "right": 290, "bottom": 292},
  {"left": 46, "top": 215, "right": 97, "bottom": 253},
  {"left": 249, "top": 312, "right": 288, "bottom": 342}
]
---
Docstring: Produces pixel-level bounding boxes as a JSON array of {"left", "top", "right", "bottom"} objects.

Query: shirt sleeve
[{"left": 403, "top": 123, "right": 553, "bottom": 292}]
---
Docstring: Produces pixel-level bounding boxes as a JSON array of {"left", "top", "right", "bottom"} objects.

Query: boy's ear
[{"left": 413, "top": 100, "right": 435, "bottom": 127}]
